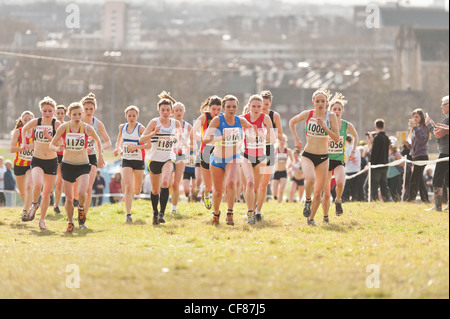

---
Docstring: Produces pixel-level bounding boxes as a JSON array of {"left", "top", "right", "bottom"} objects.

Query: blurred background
[{"left": 0, "top": 0, "right": 448, "bottom": 145}]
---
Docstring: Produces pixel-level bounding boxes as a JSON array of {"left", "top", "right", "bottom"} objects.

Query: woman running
[
  {"left": 255, "top": 90, "right": 283, "bottom": 220},
  {"left": 53, "top": 104, "right": 67, "bottom": 214},
  {"left": 271, "top": 134, "right": 293, "bottom": 203},
  {"left": 79, "top": 93, "right": 111, "bottom": 227},
  {"left": 140, "top": 95, "right": 182, "bottom": 225},
  {"left": 288, "top": 149, "right": 304, "bottom": 203},
  {"left": 240, "top": 94, "right": 274, "bottom": 223},
  {"left": 170, "top": 100, "right": 193, "bottom": 215},
  {"left": 192, "top": 96, "right": 222, "bottom": 210},
  {"left": 114, "top": 105, "right": 148, "bottom": 224},
  {"left": 21, "top": 97, "right": 61, "bottom": 230},
  {"left": 322, "top": 93, "right": 358, "bottom": 223},
  {"left": 10, "top": 111, "right": 34, "bottom": 221},
  {"left": 202, "top": 95, "right": 253, "bottom": 226},
  {"left": 289, "top": 88, "right": 340, "bottom": 226},
  {"left": 50, "top": 102, "right": 105, "bottom": 233}
]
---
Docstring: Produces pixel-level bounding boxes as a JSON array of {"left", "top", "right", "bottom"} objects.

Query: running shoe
[
  {"left": 21, "top": 209, "right": 28, "bottom": 222},
  {"left": 323, "top": 215, "right": 329, "bottom": 224},
  {"left": 212, "top": 211, "right": 220, "bottom": 226},
  {"left": 27, "top": 202, "right": 39, "bottom": 221},
  {"left": 78, "top": 206, "right": 86, "bottom": 226},
  {"left": 226, "top": 212, "right": 234, "bottom": 226},
  {"left": 39, "top": 219, "right": 47, "bottom": 230},
  {"left": 158, "top": 213, "right": 166, "bottom": 224},
  {"left": 255, "top": 213, "right": 263, "bottom": 222},
  {"left": 303, "top": 201, "right": 311, "bottom": 218},
  {"left": 54, "top": 206, "right": 61, "bottom": 214},
  {"left": 307, "top": 219, "right": 317, "bottom": 227},
  {"left": 66, "top": 223, "right": 75, "bottom": 234},
  {"left": 126, "top": 214, "right": 133, "bottom": 224},
  {"left": 246, "top": 211, "right": 255, "bottom": 225},
  {"left": 204, "top": 194, "right": 212, "bottom": 210},
  {"left": 153, "top": 215, "right": 159, "bottom": 226},
  {"left": 335, "top": 202, "right": 343, "bottom": 216},
  {"left": 79, "top": 224, "right": 89, "bottom": 230}
]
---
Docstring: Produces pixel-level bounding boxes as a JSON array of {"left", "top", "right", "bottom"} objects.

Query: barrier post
[{"left": 368, "top": 162, "right": 372, "bottom": 203}]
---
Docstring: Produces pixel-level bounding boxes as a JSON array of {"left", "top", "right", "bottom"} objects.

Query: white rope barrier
[
  {"left": 2, "top": 157, "right": 447, "bottom": 204},
  {"left": 359, "top": 156, "right": 449, "bottom": 203}
]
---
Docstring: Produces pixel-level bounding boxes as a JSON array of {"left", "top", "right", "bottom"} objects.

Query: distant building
[
  {"left": 102, "top": 1, "right": 142, "bottom": 49},
  {"left": 379, "top": 7, "right": 449, "bottom": 91}
]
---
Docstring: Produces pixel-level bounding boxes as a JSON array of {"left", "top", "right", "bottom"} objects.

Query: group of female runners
[{"left": 10, "top": 88, "right": 358, "bottom": 231}]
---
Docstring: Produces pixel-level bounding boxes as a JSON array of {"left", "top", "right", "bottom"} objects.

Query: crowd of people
[{"left": 2, "top": 90, "right": 448, "bottom": 232}]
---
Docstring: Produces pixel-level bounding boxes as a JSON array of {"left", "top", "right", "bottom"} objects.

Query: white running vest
[
  {"left": 87, "top": 117, "right": 100, "bottom": 155},
  {"left": 121, "top": 122, "right": 144, "bottom": 161},
  {"left": 148, "top": 118, "right": 177, "bottom": 162}
]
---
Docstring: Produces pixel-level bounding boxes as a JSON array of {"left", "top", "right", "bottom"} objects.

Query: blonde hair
[
  {"left": 247, "top": 94, "right": 263, "bottom": 105},
  {"left": 124, "top": 105, "right": 139, "bottom": 115},
  {"left": 39, "top": 96, "right": 57, "bottom": 109},
  {"left": 312, "top": 88, "right": 332, "bottom": 101},
  {"left": 329, "top": 92, "right": 348, "bottom": 110},
  {"left": 221, "top": 95, "right": 239, "bottom": 108},
  {"left": 15, "top": 111, "right": 34, "bottom": 129},
  {"left": 68, "top": 102, "right": 83, "bottom": 114},
  {"left": 81, "top": 92, "right": 97, "bottom": 108},
  {"left": 172, "top": 102, "right": 185, "bottom": 112}
]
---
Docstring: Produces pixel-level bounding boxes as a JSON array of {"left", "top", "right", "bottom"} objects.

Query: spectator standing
[
  {"left": 109, "top": 172, "right": 122, "bottom": 204},
  {"left": 387, "top": 141, "right": 404, "bottom": 202},
  {"left": 400, "top": 141, "right": 412, "bottom": 200},
  {"left": 342, "top": 135, "right": 362, "bottom": 201},
  {"left": 426, "top": 95, "right": 449, "bottom": 211},
  {"left": 406, "top": 108, "right": 430, "bottom": 203},
  {"left": 92, "top": 170, "right": 106, "bottom": 206},
  {"left": 368, "top": 119, "right": 390, "bottom": 202},
  {"left": 3, "top": 160, "right": 16, "bottom": 206},
  {"left": 0, "top": 156, "right": 5, "bottom": 206},
  {"left": 424, "top": 168, "right": 433, "bottom": 193}
]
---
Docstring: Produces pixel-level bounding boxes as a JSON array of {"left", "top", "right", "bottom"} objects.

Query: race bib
[
  {"left": 219, "top": 128, "right": 241, "bottom": 147},
  {"left": 328, "top": 136, "right": 345, "bottom": 154},
  {"left": 155, "top": 136, "right": 177, "bottom": 152},
  {"left": 87, "top": 137, "right": 96, "bottom": 149},
  {"left": 123, "top": 142, "right": 142, "bottom": 160},
  {"left": 66, "top": 133, "right": 86, "bottom": 151},
  {"left": 276, "top": 152, "right": 288, "bottom": 162},
  {"left": 186, "top": 153, "right": 196, "bottom": 168},
  {"left": 18, "top": 149, "right": 34, "bottom": 162},
  {"left": 306, "top": 118, "right": 327, "bottom": 138},
  {"left": 35, "top": 125, "right": 53, "bottom": 143},
  {"left": 246, "top": 128, "right": 266, "bottom": 149}
]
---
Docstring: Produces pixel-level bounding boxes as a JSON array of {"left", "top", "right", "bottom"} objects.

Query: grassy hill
[{"left": 0, "top": 200, "right": 448, "bottom": 299}]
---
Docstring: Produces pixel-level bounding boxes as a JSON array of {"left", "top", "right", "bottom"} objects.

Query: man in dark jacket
[
  {"left": 4, "top": 160, "right": 16, "bottom": 207},
  {"left": 369, "top": 119, "right": 391, "bottom": 202}
]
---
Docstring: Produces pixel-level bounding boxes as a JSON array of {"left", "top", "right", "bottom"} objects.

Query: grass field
[{"left": 0, "top": 199, "right": 448, "bottom": 299}]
